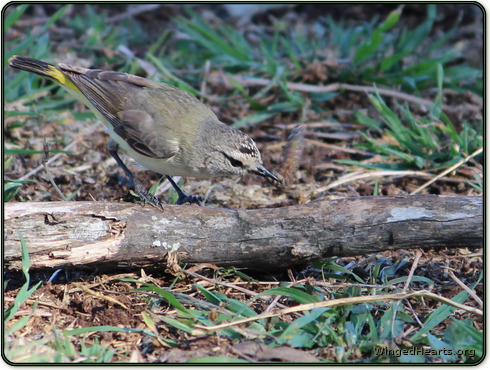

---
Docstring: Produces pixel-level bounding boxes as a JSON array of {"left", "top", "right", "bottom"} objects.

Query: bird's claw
[
  {"left": 131, "top": 178, "right": 161, "bottom": 207},
  {"left": 175, "top": 193, "right": 204, "bottom": 206}
]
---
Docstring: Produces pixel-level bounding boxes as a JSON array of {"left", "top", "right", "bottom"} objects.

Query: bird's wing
[
  {"left": 114, "top": 109, "right": 180, "bottom": 159},
  {"left": 58, "top": 64, "right": 216, "bottom": 159}
]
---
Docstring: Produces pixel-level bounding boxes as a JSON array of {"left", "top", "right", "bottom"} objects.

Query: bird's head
[{"left": 204, "top": 126, "right": 280, "bottom": 183}]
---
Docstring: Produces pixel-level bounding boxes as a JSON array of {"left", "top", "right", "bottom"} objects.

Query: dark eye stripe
[{"left": 222, "top": 152, "right": 244, "bottom": 168}]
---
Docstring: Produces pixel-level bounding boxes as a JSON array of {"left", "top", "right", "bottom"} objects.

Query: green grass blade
[
  {"left": 354, "top": 7, "right": 401, "bottom": 63},
  {"left": 257, "top": 287, "right": 321, "bottom": 304},
  {"left": 5, "top": 5, "right": 70, "bottom": 61},
  {"left": 121, "top": 278, "right": 190, "bottom": 314},
  {"left": 410, "top": 276, "right": 482, "bottom": 342},
  {"left": 4, "top": 4, "right": 29, "bottom": 32}
]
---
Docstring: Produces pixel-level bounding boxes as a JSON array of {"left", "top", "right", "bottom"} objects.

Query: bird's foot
[
  {"left": 165, "top": 175, "right": 204, "bottom": 206},
  {"left": 130, "top": 178, "right": 162, "bottom": 207},
  {"left": 175, "top": 192, "right": 204, "bottom": 206}
]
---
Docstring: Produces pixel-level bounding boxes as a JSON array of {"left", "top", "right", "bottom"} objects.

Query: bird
[{"left": 8, "top": 55, "right": 280, "bottom": 206}]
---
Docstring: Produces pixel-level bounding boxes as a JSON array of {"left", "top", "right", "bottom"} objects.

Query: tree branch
[{"left": 4, "top": 196, "right": 482, "bottom": 271}]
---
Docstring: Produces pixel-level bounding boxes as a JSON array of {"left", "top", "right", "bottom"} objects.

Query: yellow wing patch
[{"left": 47, "top": 65, "right": 79, "bottom": 92}]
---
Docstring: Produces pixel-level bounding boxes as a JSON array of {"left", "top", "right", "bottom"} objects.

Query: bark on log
[{"left": 4, "top": 196, "right": 482, "bottom": 271}]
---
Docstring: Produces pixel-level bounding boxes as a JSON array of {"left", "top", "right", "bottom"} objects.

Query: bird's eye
[
  {"left": 222, "top": 153, "right": 243, "bottom": 168},
  {"left": 228, "top": 157, "right": 243, "bottom": 168}
]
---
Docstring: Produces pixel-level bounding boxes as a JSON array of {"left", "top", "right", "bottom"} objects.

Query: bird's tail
[{"left": 8, "top": 55, "right": 73, "bottom": 88}]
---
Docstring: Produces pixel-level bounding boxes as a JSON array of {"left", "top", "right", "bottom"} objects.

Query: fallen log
[{"left": 4, "top": 196, "right": 482, "bottom": 271}]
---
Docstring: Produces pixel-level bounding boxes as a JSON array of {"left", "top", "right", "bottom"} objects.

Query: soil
[{"left": 4, "top": 3, "right": 483, "bottom": 364}]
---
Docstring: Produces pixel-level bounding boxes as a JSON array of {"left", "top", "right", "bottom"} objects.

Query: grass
[
  {"left": 4, "top": 244, "right": 482, "bottom": 363},
  {"left": 3, "top": 237, "right": 120, "bottom": 363},
  {"left": 3, "top": 3, "right": 483, "bottom": 363},
  {"left": 4, "top": 4, "right": 482, "bottom": 201},
  {"left": 345, "top": 89, "right": 483, "bottom": 171}
]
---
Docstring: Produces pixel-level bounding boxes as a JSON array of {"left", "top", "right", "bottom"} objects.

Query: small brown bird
[{"left": 9, "top": 56, "right": 280, "bottom": 205}]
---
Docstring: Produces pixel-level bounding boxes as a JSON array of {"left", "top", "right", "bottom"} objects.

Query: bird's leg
[
  {"left": 107, "top": 140, "right": 161, "bottom": 206},
  {"left": 166, "top": 175, "right": 204, "bottom": 206}
]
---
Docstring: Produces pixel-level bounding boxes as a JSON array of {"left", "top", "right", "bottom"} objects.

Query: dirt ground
[{"left": 4, "top": 3, "right": 483, "bottom": 363}]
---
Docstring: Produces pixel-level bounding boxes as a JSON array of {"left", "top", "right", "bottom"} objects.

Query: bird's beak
[{"left": 252, "top": 165, "right": 281, "bottom": 184}]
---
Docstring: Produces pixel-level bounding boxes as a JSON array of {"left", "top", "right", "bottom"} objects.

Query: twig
[
  {"left": 68, "top": 273, "right": 138, "bottom": 294},
  {"left": 182, "top": 269, "right": 260, "bottom": 297},
  {"left": 262, "top": 295, "right": 283, "bottom": 315},
  {"left": 276, "top": 121, "right": 363, "bottom": 130},
  {"left": 181, "top": 269, "right": 292, "bottom": 311},
  {"left": 410, "top": 147, "right": 483, "bottom": 194},
  {"left": 403, "top": 250, "right": 423, "bottom": 292},
  {"left": 392, "top": 250, "right": 423, "bottom": 334},
  {"left": 336, "top": 83, "right": 436, "bottom": 109},
  {"left": 315, "top": 168, "right": 480, "bottom": 195},
  {"left": 314, "top": 281, "right": 396, "bottom": 290},
  {"left": 4, "top": 296, "right": 64, "bottom": 310},
  {"left": 304, "top": 138, "right": 368, "bottom": 155},
  {"left": 42, "top": 138, "right": 68, "bottom": 201},
  {"left": 228, "top": 75, "right": 482, "bottom": 115},
  {"left": 230, "top": 346, "right": 259, "bottom": 363},
  {"left": 315, "top": 170, "right": 433, "bottom": 194},
  {"left": 77, "top": 284, "right": 130, "bottom": 310},
  {"left": 200, "top": 59, "right": 211, "bottom": 99},
  {"left": 310, "top": 131, "right": 360, "bottom": 140},
  {"left": 106, "top": 4, "right": 161, "bottom": 23},
  {"left": 229, "top": 75, "right": 437, "bottom": 109},
  {"left": 13, "top": 17, "right": 51, "bottom": 27},
  {"left": 117, "top": 45, "right": 158, "bottom": 76},
  {"left": 446, "top": 269, "right": 483, "bottom": 308},
  {"left": 405, "top": 299, "right": 424, "bottom": 328},
  {"left": 20, "top": 139, "right": 79, "bottom": 181},
  {"left": 193, "top": 290, "right": 483, "bottom": 333}
]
